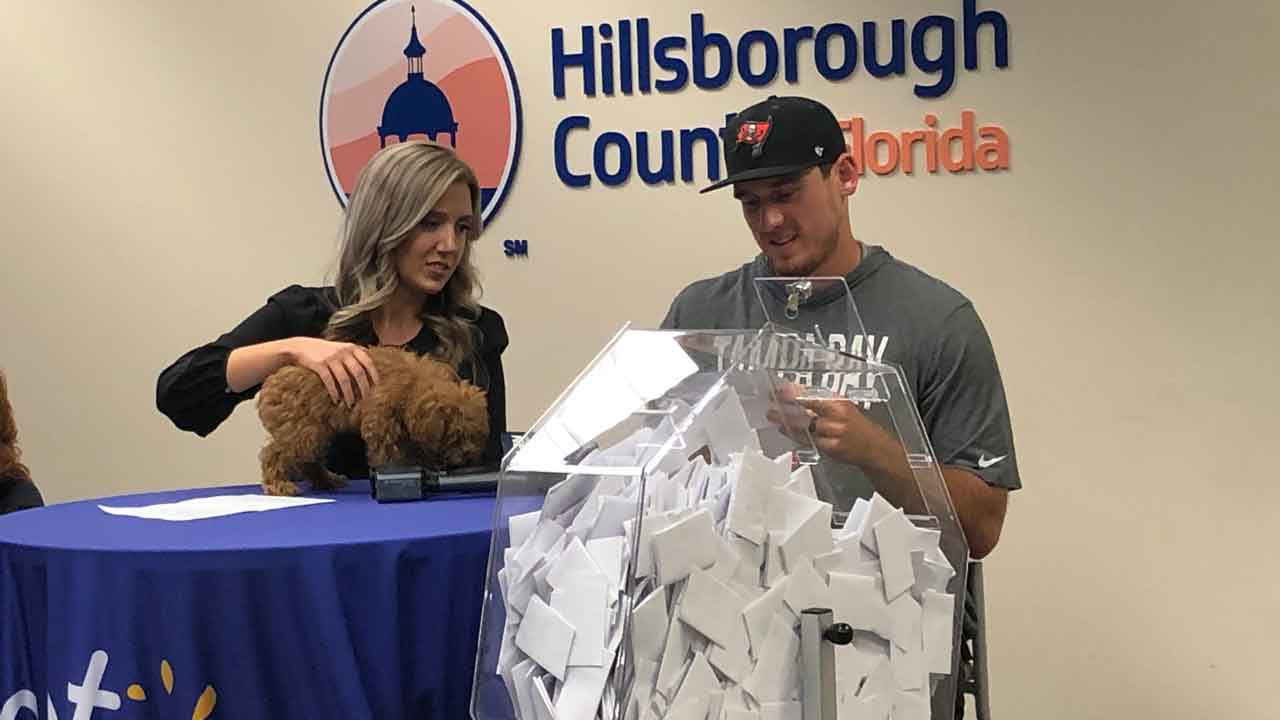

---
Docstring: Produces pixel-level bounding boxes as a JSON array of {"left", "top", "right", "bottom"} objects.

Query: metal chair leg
[{"left": 956, "top": 561, "right": 991, "bottom": 720}]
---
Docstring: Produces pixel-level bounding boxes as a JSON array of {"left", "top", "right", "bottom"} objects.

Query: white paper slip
[
  {"left": 552, "top": 573, "right": 609, "bottom": 667},
  {"left": 515, "top": 595, "right": 577, "bottom": 681},
  {"left": 98, "top": 494, "right": 334, "bottom": 521}
]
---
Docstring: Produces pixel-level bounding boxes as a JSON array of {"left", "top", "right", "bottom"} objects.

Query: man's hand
[
  {"left": 766, "top": 381, "right": 1008, "bottom": 557},
  {"left": 766, "top": 382, "right": 896, "bottom": 471}
]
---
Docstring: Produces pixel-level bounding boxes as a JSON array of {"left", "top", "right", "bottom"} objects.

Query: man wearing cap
[{"left": 661, "top": 96, "right": 1019, "bottom": 560}]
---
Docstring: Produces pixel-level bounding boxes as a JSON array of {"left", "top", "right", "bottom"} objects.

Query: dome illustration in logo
[{"left": 321, "top": 1, "right": 522, "bottom": 222}]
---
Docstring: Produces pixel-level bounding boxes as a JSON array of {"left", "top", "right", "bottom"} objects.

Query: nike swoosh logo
[{"left": 978, "top": 454, "right": 1007, "bottom": 469}]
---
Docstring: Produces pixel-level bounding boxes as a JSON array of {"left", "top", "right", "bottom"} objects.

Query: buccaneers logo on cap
[{"left": 736, "top": 117, "right": 772, "bottom": 158}]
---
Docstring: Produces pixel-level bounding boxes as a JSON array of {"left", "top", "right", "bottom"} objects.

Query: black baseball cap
[{"left": 701, "top": 95, "right": 848, "bottom": 193}]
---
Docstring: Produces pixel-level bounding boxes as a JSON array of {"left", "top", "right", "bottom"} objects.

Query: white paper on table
[
  {"left": 97, "top": 494, "right": 334, "bottom": 521},
  {"left": 515, "top": 595, "right": 576, "bottom": 681}
]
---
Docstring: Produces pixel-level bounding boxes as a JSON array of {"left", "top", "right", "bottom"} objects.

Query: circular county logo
[{"left": 320, "top": 0, "right": 522, "bottom": 222}]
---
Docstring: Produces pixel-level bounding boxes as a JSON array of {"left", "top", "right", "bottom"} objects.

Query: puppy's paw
[{"left": 262, "top": 479, "right": 300, "bottom": 497}]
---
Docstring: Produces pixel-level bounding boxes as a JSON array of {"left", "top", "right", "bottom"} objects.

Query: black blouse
[
  {"left": 156, "top": 285, "right": 508, "bottom": 477},
  {"left": 0, "top": 476, "right": 42, "bottom": 515}
]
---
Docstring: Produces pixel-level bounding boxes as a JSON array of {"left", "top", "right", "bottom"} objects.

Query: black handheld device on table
[{"left": 370, "top": 464, "right": 501, "bottom": 503}]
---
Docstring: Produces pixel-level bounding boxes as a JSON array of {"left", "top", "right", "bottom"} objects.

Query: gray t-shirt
[{"left": 661, "top": 244, "right": 1021, "bottom": 499}]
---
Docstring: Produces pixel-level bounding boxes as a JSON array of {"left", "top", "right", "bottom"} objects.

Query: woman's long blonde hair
[{"left": 325, "top": 141, "right": 484, "bottom": 370}]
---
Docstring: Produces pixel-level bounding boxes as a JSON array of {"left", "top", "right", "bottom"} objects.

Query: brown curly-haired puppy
[
  {"left": 0, "top": 370, "right": 32, "bottom": 488},
  {"left": 255, "top": 346, "right": 488, "bottom": 496}
]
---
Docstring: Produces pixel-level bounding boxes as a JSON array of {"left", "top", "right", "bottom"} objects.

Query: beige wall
[{"left": 2, "top": 1, "right": 1276, "bottom": 716}]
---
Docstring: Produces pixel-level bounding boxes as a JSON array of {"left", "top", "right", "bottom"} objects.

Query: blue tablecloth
[{"left": 0, "top": 481, "right": 501, "bottom": 719}]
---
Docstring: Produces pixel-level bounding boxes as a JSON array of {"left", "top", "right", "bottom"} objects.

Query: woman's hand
[{"left": 285, "top": 338, "right": 380, "bottom": 407}]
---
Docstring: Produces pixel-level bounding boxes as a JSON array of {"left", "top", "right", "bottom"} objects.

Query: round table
[{"left": 0, "top": 480, "right": 501, "bottom": 719}]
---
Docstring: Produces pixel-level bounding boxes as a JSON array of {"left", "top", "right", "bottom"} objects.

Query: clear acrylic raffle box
[{"left": 472, "top": 280, "right": 969, "bottom": 720}]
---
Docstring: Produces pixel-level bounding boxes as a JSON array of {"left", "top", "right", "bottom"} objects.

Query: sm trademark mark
[{"left": 503, "top": 239, "right": 529, "bottom": 258}]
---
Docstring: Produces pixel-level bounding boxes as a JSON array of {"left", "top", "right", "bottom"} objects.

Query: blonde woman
[{"left": 157, "top": 142, "right": 507, "bottom": 477}]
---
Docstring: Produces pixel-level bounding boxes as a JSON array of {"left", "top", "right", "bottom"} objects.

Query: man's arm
[{"left": 942, "top": 467, "right": 1007, "bottom": 559}]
